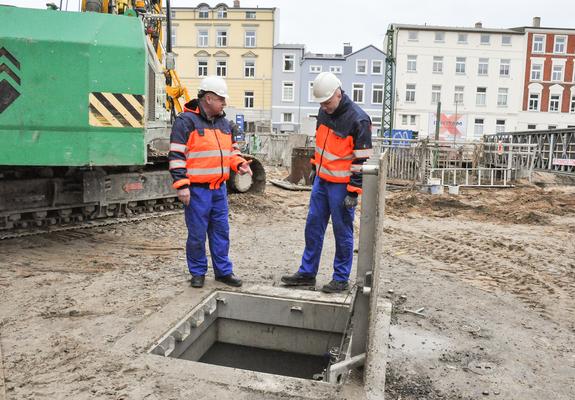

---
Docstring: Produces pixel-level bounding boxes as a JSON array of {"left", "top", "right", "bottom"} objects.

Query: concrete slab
[{"left": 112, "top": 284, "right": 391, "bottom": 400}]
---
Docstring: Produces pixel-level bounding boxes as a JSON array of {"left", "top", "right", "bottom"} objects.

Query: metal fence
[{"left": 484, "top": 129, "right": 575, "bottom": 175}]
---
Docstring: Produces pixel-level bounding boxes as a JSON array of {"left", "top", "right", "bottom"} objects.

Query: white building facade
[{"left": 391, "top": 24, "right": 526, "bottom": 140}]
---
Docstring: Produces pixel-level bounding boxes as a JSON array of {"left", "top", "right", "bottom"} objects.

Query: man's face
[
  {"left": 204, "top": 92, "right": 227, "bottom": 118},
  {"left": 319, "top": 89, "right": 342, "bottom": 114}
]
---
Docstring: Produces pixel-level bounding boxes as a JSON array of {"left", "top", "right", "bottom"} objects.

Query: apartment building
[
  {"left": 390, "top": 23, "right": 526, "bottom": 140},
  {"left": 271, "top": 44, "right": 386, "bottom": 135},
  {"left": 171, "top": 1, "right": 278, "bottom": 127},
  {"left": 518, "top": 18, "right": 575, "bottom": 130}
]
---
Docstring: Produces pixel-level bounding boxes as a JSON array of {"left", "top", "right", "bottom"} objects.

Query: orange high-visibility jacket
[
  {"left": 312, "top": 93, "right": 373, "bottom": 194},
  {"left": 168, "top": 99, "right": 246, "bottom": 190}
]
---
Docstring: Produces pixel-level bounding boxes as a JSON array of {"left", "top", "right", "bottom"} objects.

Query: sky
[{"left": 2, "top": 0, "right": 574, "bottom": 53}]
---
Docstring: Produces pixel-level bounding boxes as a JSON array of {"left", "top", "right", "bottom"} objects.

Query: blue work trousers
[
  {"left": 298, "top": 178, "right": 355, "bottom": 282},
  {"left": 184, "top": 184, "right": 233, "bottom": 277}
]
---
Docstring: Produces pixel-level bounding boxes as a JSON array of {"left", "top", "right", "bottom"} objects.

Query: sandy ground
[{"left": 0, "top": 167, "right": 574, "bottom": 399}]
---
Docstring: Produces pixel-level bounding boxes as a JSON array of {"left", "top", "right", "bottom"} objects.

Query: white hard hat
[
  {"left": 199, "top": 75, "right": 229, "bottom": 99},
  {"left": 312, "top": 72, "right": 342, "bottom": 103}
]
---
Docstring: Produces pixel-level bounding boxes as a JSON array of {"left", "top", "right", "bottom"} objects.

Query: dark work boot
[
  {"left": 281, "top": 272, "right": 316, "bottom": 287},
  {"left": 215, "top": 273, "right": 243, "bottom": 287},
  {"left": 190, "top": 275, "right": 205, "bottom": 288},
  {"left": 321, "top": 280, "right": 349, "bottom": 293}
]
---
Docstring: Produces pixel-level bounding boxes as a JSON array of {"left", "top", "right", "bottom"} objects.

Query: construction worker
[
  {"left": 281, "top": 72, "right": 373, "bottom": 293},
  {"left": 169, "top": 76, "right": 252, "bottom": 288}
]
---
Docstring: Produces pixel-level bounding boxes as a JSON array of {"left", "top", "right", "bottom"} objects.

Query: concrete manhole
[{"left": 149, "top": 290, "right": 349, "bottom": 381}]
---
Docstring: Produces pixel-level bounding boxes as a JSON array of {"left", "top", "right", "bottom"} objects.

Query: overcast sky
[{"left": 3, "top": 0, "right": 574, "bottom": 53}]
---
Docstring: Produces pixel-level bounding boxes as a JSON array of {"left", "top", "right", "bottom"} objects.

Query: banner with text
[{"left": 428, "top": 113, "right": 467, "bottom": 140}]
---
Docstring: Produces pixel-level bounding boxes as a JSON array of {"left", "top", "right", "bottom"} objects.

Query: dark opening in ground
[{"left": 198, "top": 342, "right": 330, "bottom": 379}]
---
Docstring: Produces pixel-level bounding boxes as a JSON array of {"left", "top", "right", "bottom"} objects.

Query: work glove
[
  {"left": 343, "top": 192, "right": 358, "bottom": 209},
  {"left": 308, "top": 166, "right": 316, "bottom": 185}
]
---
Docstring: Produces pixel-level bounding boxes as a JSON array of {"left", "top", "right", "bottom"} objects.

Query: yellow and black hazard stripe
[{"left": 89, "top": 92, "right": 145, "bottom": 128}]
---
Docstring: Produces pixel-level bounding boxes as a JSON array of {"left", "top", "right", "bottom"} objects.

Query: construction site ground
[{"left": 0, "top": 167, "right": 574, "bottom": 400}]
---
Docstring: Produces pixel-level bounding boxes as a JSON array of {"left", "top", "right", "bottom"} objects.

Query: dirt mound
[{"left": 386, "top": 185, "right": 575, "bottom": 225}]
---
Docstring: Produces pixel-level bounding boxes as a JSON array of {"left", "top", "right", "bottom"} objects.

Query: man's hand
[
  {"left": 343, "top": 192, "right": 358, "bottom": 209},
  {"left": 238, "top": 160, "right": 253, "bottom": 176},
  {"left": 177, "top": 188, "right": 191, "bottom": 206}
]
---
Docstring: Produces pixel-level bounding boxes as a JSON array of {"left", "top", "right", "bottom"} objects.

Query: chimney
[
  {"left": 474, "top": 22, "right": 482, "bottom": 28},
  {"left": 532, "top": 16, "right": 541, "bottom": 27},
  {"left": 343, "top": 42, "right": 352, "bottom": 56},
  {"left": 233, "top": 0, "right": 240, "bottom": 7}
]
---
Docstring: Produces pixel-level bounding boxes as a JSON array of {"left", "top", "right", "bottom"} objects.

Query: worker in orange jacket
[
  {"left": 168, "top": 76, "right": 252, "bottom": 288},
  {"left": 282, "top": 72, "right": 373, "bottom": 293}
]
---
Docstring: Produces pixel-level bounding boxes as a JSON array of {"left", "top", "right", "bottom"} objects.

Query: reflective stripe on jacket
[
  {"left": 168, "top": 99, "right": 246, "bottom": 190},
  {"left": 312, "top": 92, "right": 373, "bottom": 194}
]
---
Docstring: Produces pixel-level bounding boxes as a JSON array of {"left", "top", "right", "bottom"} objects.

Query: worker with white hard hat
[
  {"left": 168, "top": 75, "right": 251, "bottom": 288},
  {"left": 282, "top": 72, "right": 373, "bottom": 293}
]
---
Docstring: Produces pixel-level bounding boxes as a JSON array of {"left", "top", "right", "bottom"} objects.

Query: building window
[
  {"left": 170, "top": 26, "right": 177, "bottom": 46},
  {"left": 197, "top": 59, "right": 208, "bottom": 77},
  {"left": 531, "top": 63, "right": 542, "bottom": 80},
  {"left": 309, "top": 65, "right": 322, "bottom": 73},
  {"left": 456, "top": 57, "right": 466, "bottom": 74},
  {"left": 171, "top": 9, "right": 176, "bottom": 19},
  {"left": 554, "top": 35, "right": 567, "bottom": 53},
  {"left": 454, "top": 86, "right": 464, "bottom": 105},
  {"left": 216, "top": 6, "right": 227, "bottom": 19},
  {"left": 405, "top": 84, "right": 416, "bottom": 102},
  {"left": 198, "top": 6, "right": 209, "bottom": 19},
  {"left": 372, "top": 60, "right": 383, "bottom": 74},
  {"left": 431, "top": 85, "right": 441, "bottom": 104},
  {"left": 352, "top": 83, "right": 365, "bottom": 103},
  {"left": 548, "top": 125, "right": 557, "bottom": 129},
  {"left": 283, "top": 54, "right": 295, "bottom": 72},
  {"left": 215, "top": 60, "right": 227, "bottom": 77},
  {"left": 216, "top": 31, "right": 227, "bottom": 47},
  {"left": 500, "top": 59, "right": 510, "bottom": 77},
  {"left": 308, "top": 81, "right": 315, "bottom": 102},
  {"left": 434, "top": 32, "right": 445, "bottom": 42},
  {"left": 552, "top": 64, "right": 564, "bottom": 81},
  {"left": 478, "top": 58, "right": 489, "bottom": 76},
  {"left": 549, "top": 94, "right": 561, "bottom": 112},
  {"left": 401, "top": 115, "right": 416, "bottom": 125},
  {"left": 502, "top": 35, "right": 512, "bottom": 45},
  {"left": 528, "top": 92, "right": 540, "bottom": 111},
  {"left": 474, "top": 118, "right": 484, "bottom": 138},
  {"left": 457, "top": 33, "right": 467, "bottom": 44},
  {"left": 245, "top": 31, "right": 256, "bottom": 48},
  {"left": 246, "top": 11, "right": 256, "bottom": 19},
  {"left": 372, "top": 84, "right": 383, "bottom": 104},
  {"left": 244, "top": 91, "right": 254, "bottom": 108},
  {"left": 281, "top": 113, "right": 292, "bottom": 123},
  {"left": 244, "top": 59, "right": 255, "bottom": 77},
  {"left": 476, "top": 87, "right": 486, "bottom": 106},
  {"left": 356, "top": 60, "right": 367, "bottom": 74},
  {"left": 407, "top": 55, "right": 417, "bottom": 72},
  {"left": 533, "top": 35, "right": 545, "bottom": 52},
  {"left": 496, "top": 119, "right": 506, "bottom": 133},
  {"left": 282, "top": 81, "right": 294, "bottom": 102},
  {"left": 571, "top": 95, "right": 575, "bottom": 113},
  {"left": 408, "top": 31, "right": 418, "bottom": 41},
  {"left": 198, "top": 30, "right": 209, "bottom": 47},
  {"left": 480, "top": 34, "right": 490, "bottom": 45},
  {"left": 497, "top": 88, "right": 508, "bottom": 107},
  {"left": 330, "top": 65, "right": 342, "bottom": 74},
  {"left": 432, "top": 56, "right": 443, "bottom": 73},
  {"left": 528, "top": 124, "right": 537, "bottom": 130}
]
